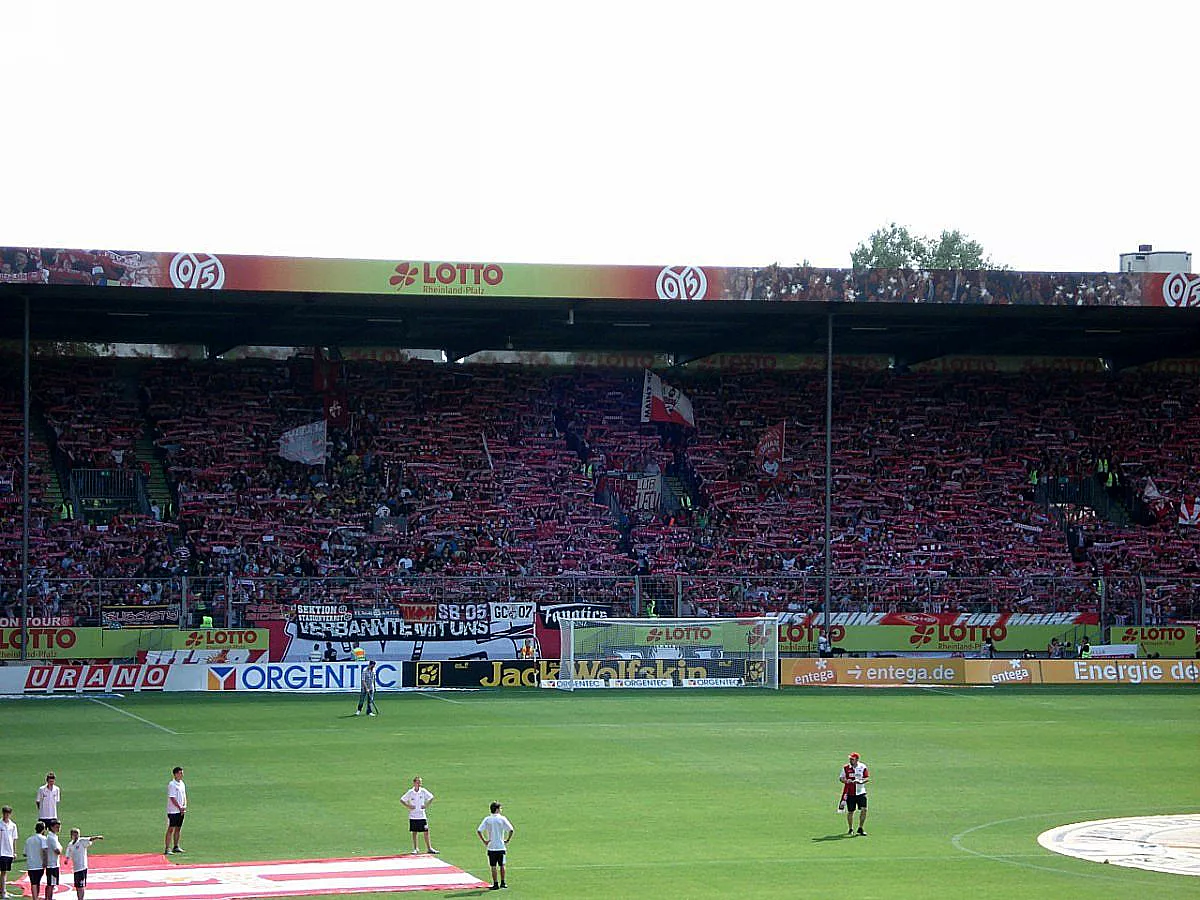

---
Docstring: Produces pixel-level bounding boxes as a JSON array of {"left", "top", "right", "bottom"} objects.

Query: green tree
[{"left": 851, "top": 223, "right": 1001, "bottom": 270}]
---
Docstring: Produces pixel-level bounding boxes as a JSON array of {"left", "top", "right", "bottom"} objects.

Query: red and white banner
[
  {"left": 755, "top": 422, "right": 785, "bottom": 480},
  {"left": 640, "top": 370, "right": 695, "bottom": 428},
  {"left": 1180, "top": 496, "right": 1200, "bottom": 526},
  {"left": 19, "top": 663, "right": 169, "bottom": 693},
  {"left": 279, "top": 420, "right": 327, "bottom": 465},
  {"left": 12, "top": 853, "right": 487, "bottom": 900}
]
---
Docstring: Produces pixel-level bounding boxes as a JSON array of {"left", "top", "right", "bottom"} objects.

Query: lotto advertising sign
[
  {"left": 1108, "top": 626, "right": 1197, "bottom": 658},
  {"left": 635, "top": 622, "right": 770, "bottom": 648},
  {"left": 781, "top": 658, "right": 966, "bottom": 686},
  {"left": 776, "top": 622, "right": 1097, "bottom": 654},
  {"left": 0, "top": 627, "right": 268, "bottom": 659}
]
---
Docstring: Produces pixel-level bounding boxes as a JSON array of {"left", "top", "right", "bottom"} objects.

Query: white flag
[
  {"left": 640, "top": 370, "right": 696, "bottom": 428},
  {"left": 279, "top": 420, "right": 327, "bottom": 465}
]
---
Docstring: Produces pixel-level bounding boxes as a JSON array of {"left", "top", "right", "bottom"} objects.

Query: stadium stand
[{"left": 1, "top": 354, "right": 1197, "bottom": 627}]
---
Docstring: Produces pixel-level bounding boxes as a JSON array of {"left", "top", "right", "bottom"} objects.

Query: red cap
[{"left": 848, "top": 753, "right": 860, "bottom": 759}]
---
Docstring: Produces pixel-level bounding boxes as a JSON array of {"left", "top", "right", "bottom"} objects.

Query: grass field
[{"left": 2, "top": 686, "right": 1199, "bottom": 899}]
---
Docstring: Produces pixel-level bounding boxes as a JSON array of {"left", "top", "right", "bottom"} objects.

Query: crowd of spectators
[
  {"left": 725, "top": 265, "right": 1144, "bottom": 307},
  {"left": 0, "top": 357, "right": 1197, "bottom": 625}
]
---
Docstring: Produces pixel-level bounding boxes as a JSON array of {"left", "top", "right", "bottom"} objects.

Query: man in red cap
[{"left": 839, "top": 753, "right": 870, "bottom": 835}]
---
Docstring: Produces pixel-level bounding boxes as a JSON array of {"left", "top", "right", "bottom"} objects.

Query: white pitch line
[
  {"left": 521, "top": 851, "right": 1053, "bottom": 871},
  {"left": 414, "top": 691, "right": 463, "bottom": 704},
  {"left": 89, "top": 697, "right": 179, "bottom": 734},
  {"left": 950, "top": 809, "right": 1176, "bottom": 885}
]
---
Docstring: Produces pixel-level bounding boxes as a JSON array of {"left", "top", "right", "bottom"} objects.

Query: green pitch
[{"left": 2, "top": 686, "right": 1198, "bottom": 899}]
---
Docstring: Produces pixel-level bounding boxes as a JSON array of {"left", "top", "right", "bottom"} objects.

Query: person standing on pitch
[
  {"left": 477, "top": 801, "right": 514, "bottom": 891},
  {"left": 164, "top": 767, "right": 187, "bottom": 854},
  {"left": 356, "top": 660, "right": 377, "bottom": 716},
  {"left": 23, "top": 822, "right": 46, "bottom": 900},
  {"left": 42, "top": 820, "right": 63, "bottom": 900},
  {"left": 65, "top": 828, "right": 103, "bottom": 900},
  {"left": 839, "top": 752, "right": 870, "bottom": 835},
  {"left": 400, "top": 776, "right": 437, "bottom": 854},
  {"left": 0, "top": 805, "right": 17, "bottom": 899},
  {"left": 36, "top": 774, "right": 60, "bottom": 828}
]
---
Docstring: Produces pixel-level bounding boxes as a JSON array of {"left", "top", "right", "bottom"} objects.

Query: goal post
[{"left": 553, "top": 617, "right": 779, "bottom": 690}]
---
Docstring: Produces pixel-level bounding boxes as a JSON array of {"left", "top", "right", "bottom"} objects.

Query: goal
[{"left": 553, "top": 617, "right": 779, "bottom": 690}]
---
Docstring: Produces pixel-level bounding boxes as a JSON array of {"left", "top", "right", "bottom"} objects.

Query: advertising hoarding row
[
  {"left": 776, "top": 622, "right": 1102, "bottom": 654},
  {"left": 2, "top": 657, "right": 1197, "bottom": 694},
  {"left": 779, "top": 658, "right": 1200, "bottom": 686},
  {"left": 8, "top": 620, "right": 1196, "bottom": 661}
]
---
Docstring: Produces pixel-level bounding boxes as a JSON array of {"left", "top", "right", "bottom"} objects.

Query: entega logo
[{"left": 416, "top": 663, "right": 441, "bottom": 686}]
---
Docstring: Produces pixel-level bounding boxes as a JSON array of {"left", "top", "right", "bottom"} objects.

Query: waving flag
[
  {"left": 279, "top": 420, "right": 327, "bottom": 465},
  {"left": 756, "top": 422, "right": 786, "bottom": 480},
  {"left": 640, "top": 370, "right": 695, "bottom": 428}
]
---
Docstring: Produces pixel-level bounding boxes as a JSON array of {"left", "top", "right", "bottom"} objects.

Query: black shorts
[
  {"left": 45, "top": 867, "right": 60, "bottom": 886},
  {"left": 487, "top": 849, "right": 506, "bottom": 867},
  {"left": 74, "top": 869, "right": 88, "bottom": 888},
  {"left": 168, "top": 812, "right": 186, "bottom": 827},
  {"left": 409, "top": 819, "right": 428, "bottom": 833},
  {"left": 0, "top": 856, "right": 12, "bottom": 873},
  {"left": 846, "top": 792, "right": 867, "bottom": 812},
  {"left": 28, "top": 869, "right": 43, "bottom": 888}
]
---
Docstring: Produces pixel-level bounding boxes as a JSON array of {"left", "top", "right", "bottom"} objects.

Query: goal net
[{"left": 553, "top": 617, "right": 779, "bottom": 690}]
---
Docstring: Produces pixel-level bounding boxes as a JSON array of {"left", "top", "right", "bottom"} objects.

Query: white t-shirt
[
  {"left": 43, "top": 831, "right": 63, "bottom": 867},
  {"left": 477, "top": 814, "right": 514, "bottom": 851},
  {"left": 66, "top": 838, "right": 94, "bottom": 871},
  {"left": 400, "top": 786, "right": 433, "bottom": 820},
  {"left": 23, "top": 833, "right": 45, "bottom": 871},
  {"left": 167, "top": 778, "right": 188, "bottom": 814},
  {"left": 36, "top": 784, "right": 60, "bottom": 818},
  {"left": 0, "top": 818, "right": 17, "bottom": 857}
]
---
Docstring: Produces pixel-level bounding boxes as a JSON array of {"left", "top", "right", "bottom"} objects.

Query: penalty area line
[{"left": 88, "top": 697, "right": 179, "bottom": 734}]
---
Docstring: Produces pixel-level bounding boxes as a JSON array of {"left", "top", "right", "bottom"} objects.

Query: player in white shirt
[
  {"left": 43, "top": 820, "right": 64, "bottom": 900},
  {"left": 0, "top": 805, "right": 18, "bottom": 899},
  {"left": 23, "top": 822, "right": 47, "bottom": 898},
  {"left": 399, "top": 776, "right": 437, "bottom": 854},
  {"left": 165, "top": 767, "right": 188, "bottom": 854},
  {"left": 36, "top": 773, "right": 60, "bottom": 826},
  {"left": 66, "top": 828, "right": 104, "bottom": 900},
  {"left": 476, "top": 802, "right": 515, "bottom": 891}
]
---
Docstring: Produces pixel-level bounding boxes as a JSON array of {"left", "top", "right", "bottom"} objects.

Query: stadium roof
[{"left": 2, "top": 247, "right": 1198, "bottom": 367}]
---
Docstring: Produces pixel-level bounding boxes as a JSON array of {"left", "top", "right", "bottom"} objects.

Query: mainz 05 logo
[
  {"left": 169, "top": 253, "right": 225, "bottom": 289},
  {"left": 655, "top": 266, "right": 707, "bottom": 300},
  {"left": 1162, "top": 273, "right": 1200, "bottom": 307}
]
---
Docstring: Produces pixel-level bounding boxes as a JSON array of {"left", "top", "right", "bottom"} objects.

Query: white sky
[{"left": 4, "top": 1, "right": 1197, "bottom": 273}]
